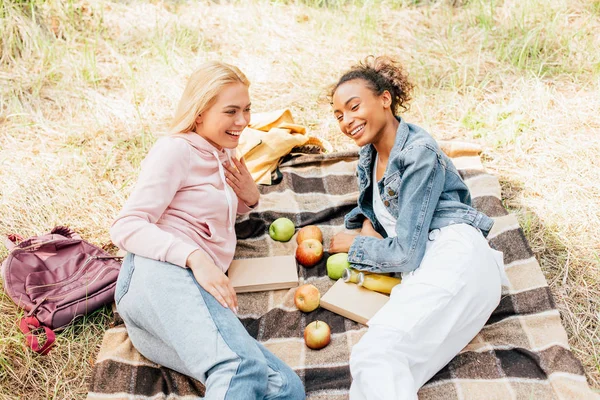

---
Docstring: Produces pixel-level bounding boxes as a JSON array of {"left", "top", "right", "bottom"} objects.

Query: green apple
[
  {"left": 326, "top": 252, "right": 350, "bottom": 280},
  {"left": 269, "top": 217, "right": 295, "bottom": 242}
]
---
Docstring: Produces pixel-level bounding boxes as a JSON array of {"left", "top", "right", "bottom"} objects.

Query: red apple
[
  {"left": 295, "top": 239, "right": 323, "bottom": 267},
  {"left": 296, "top": 225, "right": 323, "bottom": 244},
  {"left": 304, "top": 320, "right": 331, "bottom": 350},
  {"left": 294, "top": 284, "right": 320, "bottom": 312}
]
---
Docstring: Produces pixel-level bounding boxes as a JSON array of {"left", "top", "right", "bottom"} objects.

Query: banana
[{"left": 357, "top": 272, "right": 401, "bottom": 294}]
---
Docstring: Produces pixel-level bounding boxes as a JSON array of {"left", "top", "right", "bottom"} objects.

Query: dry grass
[{"left": 1, "top": 0, "right": 599, "bottom": 398}]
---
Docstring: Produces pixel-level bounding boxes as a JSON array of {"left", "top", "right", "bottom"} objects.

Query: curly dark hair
[{"left": 331, "top": 55, "right": 414, "bottom": 115}]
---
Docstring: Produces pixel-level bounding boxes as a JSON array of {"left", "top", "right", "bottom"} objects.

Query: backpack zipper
[
  {"left": 24, "top": 263, "right": 119, "bottom": 324},
  {"left": 46, "top": 265, "right": 115, "bottom": 301},
  {"left": 26, "top": 297, "right": 48, "bottom": 317},
  {"left": 26, "top": 256, "right": 95, "bottom": 293},
  {"left": 26, "top": 255, "right": 121, "bottom": 294}
]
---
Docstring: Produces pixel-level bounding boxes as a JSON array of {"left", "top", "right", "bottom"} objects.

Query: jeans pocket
[{"left": 115, "top": 253, "right": 135, "bottom": 305}]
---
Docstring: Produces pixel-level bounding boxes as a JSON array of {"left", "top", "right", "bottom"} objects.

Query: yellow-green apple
[
  {"left": 294, "top": 283, "right": 320, "bottom": 312},
  {"left": 326, "top": 252, "right": 350, "bottom": 280},
  {"left": 269, "top": 217, "right": 295, "bottom": 242},
  {"left": 296, "top": 225, "right": 323, "bottom": 244},
  {"left": 304, "top": 320, "right": 331, "bottom": 350},
  {"left": 295, "top": 239, "right": 323, "bottom": 267}
]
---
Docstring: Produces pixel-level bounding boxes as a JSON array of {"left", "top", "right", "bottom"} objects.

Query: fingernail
[{"left": 234, "top": 307, "right": 238, "bottom": 314}]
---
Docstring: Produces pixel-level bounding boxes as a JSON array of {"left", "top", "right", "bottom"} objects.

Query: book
[
  {"left": 228, "top": 255, "right": 299, "bottom": 293},
  {"left": 320, "top": 279, "right": 390, "bottom": 325}
]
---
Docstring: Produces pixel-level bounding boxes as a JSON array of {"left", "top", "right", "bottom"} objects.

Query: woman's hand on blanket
[
  {"left": 224, "top": 157, "right": 260, "bottom": 208},
  {"left": 329, "top": 232, "right": 359, "bottom": 253},
  {"left": 187, "top": 250, "right": 238, "bottom": 314}
]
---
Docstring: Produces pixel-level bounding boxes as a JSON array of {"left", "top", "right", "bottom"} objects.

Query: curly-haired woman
[{"left": 329, "top": 56, "right": 506, "bottom": 400}]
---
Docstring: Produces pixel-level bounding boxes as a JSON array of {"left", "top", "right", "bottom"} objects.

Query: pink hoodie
[{"left": 110, "top": 133, "right": 255, "bottom": 272}]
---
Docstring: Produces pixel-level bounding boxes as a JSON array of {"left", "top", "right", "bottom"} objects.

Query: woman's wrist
[
  {"left": 186, "top": 249, "right": 208, "bottom": 270},
  {"left": 245, "top": 195, "right": 259, "bottom": 208}
]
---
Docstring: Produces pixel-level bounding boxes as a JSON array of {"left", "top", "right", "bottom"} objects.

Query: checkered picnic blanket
[{"left": 88, "top": 150, "right": 596, "bottom": 399}]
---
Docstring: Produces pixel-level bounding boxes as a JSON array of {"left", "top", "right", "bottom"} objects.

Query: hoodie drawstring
[{"left": 214, "top": 150, "right": 235, "bottom": 233}]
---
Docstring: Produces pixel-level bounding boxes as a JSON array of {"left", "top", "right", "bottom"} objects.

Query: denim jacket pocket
[
  {"left": 115, "top": 253, "right": 135, "bottom": 305},
  {"left": 380, "top": 172, "right": 401, "bottom": 215}
]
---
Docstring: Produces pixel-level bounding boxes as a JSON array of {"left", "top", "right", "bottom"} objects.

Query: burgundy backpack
[{"left": 1, "top": 226, "right": 121, "bottom": 354}]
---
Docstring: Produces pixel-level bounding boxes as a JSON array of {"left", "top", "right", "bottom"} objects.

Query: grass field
[{"left": 1, "top": 0, "right": 599, "bottom": 398}]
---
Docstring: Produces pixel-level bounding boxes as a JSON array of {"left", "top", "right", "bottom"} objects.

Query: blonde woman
[{"left": 110, "top": 61, "right": 305, "bottom": 399}]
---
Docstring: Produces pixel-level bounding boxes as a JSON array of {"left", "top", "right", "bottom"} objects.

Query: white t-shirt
[{"left": 372, "top": 155, "right": 397, "bottom": 238}]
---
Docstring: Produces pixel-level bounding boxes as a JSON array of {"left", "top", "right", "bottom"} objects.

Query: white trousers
[{"left": 349, "top": 224, "right": 504, "bottom": 400}]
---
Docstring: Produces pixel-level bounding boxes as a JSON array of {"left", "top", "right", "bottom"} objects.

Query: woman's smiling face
[
  {"left": 194, "top": 82, "right": 251, "bottom": 150},
  {"left": 332, "top": 78, "right": 391, "bottom": 147}
]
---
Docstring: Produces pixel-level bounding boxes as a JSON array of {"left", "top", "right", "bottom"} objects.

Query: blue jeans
[{"left": 115, "top": 253, "right": 305, "bottom": 400}]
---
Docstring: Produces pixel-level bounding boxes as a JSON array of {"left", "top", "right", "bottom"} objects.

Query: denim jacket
[{"left": 345, "top": 118, "right": 494, "bottom": 273}]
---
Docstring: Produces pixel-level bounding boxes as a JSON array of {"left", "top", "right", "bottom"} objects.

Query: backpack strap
[{"left": 19, "top": 316, "right": 56, "bottom": 355}]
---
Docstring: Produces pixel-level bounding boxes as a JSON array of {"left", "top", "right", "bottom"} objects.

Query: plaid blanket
[{"left": 88, "top": 151, "right": 596, "bottom": 399}]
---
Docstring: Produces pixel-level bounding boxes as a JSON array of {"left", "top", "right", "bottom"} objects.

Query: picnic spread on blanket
[{"left": 87, "top": 141, "right": 597, "bottom": 399}]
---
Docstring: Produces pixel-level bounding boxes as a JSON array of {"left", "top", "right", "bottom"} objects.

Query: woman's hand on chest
[{"left": 223, "top": 157, "right": 260, "bottom": 207}]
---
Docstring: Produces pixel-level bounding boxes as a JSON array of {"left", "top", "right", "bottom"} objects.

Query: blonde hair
[{"left": 169, "top": 61, "right": 250, "bottom": 135}]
